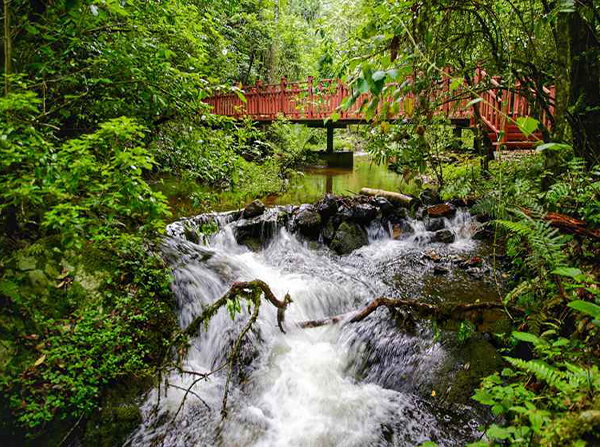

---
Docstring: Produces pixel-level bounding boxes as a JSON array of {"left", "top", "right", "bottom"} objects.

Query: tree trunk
[
  {"left": 568, "top": 0, "right": 600, "bottom": 167},
  {"left": 3, "top": 0, "right": 10, "bottom": 96}
]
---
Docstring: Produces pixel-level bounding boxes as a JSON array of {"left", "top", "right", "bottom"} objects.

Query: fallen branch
[
  {"left": 183, "top": 280, "right": 293, "bottom": 337},
  {"left": 298, "top": 297, "right": 523, "bottom": 329},
  {"left": 178, "top": 280, "right": 292, "bottom": 418},
  {"left": 522, "top": 209, "right": 600, "bottom": 241}
]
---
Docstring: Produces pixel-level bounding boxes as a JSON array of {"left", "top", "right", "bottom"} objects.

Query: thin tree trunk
[
  {"left": 3, "top": 0, "right": 10, "bottom": 95},
  {"left": 568, "top": 0, "right": 600, "bottom": 166}
]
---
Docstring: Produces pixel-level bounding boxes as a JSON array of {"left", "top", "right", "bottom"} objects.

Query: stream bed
[{"left": 126, "top": 197, "right": 506, "bottom": 447}]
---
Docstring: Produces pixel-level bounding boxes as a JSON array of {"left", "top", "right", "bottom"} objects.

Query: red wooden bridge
[{"left": 206, "top": 68, "right": 555, "bottom": 151}]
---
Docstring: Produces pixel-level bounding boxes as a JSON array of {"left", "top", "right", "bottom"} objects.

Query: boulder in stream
[
  {"left": 330, "top": 221, "right": 368, "bottom": 255},
  {"left": 425, "top": 217, "right": 445, "bottom": 232},
  {"left": 372, "top": 196, "right": 394, "bottom": 215},
  {"left": 317, "top": 194, "right": 338, "bottom": 219},
  {"left": 295, "top": 204, "right": 322, "bottom": 239},
  {"left": 243, "top": 200, "right": 266, "bottom": 219},
  {"left": 353, "top": 203, "right": 378, "bottom": 224},
  {"left": 426, "top": 203, "right": 457, "bottom": 219},
  {"left": 434, "top": 229, "right": 455, "bottom": 243}
]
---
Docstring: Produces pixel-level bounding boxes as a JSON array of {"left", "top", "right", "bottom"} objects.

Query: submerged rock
[
  {"left": 434, "top": 229, "right": 455, "bottom": 243},
  {"left": 243, "top": 200, "right": 265, "bottom": 219},
  {"left": 233, "top": 210, "right": 278, "bottom": 247},
  {"left": 330, "top": 221, "right": 368, "bottom": 255},
  {"left": 427, "top": 203, "right": 457, "bottom": 219}
]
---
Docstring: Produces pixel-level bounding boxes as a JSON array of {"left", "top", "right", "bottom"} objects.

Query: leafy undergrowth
[
  {"left": 0, "top": 93, "right": 177, "bottom": 444},
  {"left": 441, "top": 150, "right": 600, "bottom": 446}
]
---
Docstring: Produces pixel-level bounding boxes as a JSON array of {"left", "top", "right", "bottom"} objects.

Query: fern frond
[{"left": 505, "top": 357, "right": 568, "bottom": 392}]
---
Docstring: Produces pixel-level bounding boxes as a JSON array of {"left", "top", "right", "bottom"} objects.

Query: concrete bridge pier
[{"left": 327, "top": 124, "right": 334, "bottom": 153}]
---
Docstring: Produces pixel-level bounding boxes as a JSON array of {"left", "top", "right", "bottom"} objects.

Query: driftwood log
[{"left": 359, "top": 187, "right": 416, "bottom": 207}]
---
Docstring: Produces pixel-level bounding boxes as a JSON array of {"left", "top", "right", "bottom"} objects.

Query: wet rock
[
  {"left": 317, "top": 194, "right": 338, "bottom": 219},
  {"left": 330, "top": 221, "right": 368, "bottom": 255},
  {"left": 322, "top": 219, "right": 337, "bottom": 243},
  {"left": 426, "top": 203, "right": 457, "bottom": 219},
  {"left": 424, "top": 250, "right": 442, "bottom": 262},
  {"left": 449, "top": 197, "right": 475, "bottom": 208},
  {"left": 242, "top": 200, "right": 265, "bottom": 219},
  {"left": 441, "top": 335, "right": 503, "bottom": 405},
  {"left": 425, "top": 217, "right": 445, "bottom": 232},
  {"left": 386, "top": 208, "right": 409, "bottom": 223},
  {"left": 433, "top": 265, "right": 450, "bottom": 275},
  {"left": 392, "top": 225, "right": 403, "bottom": 240},
  {"left": 466, "top": 267, "right": 483, "bottom": 278},
  {"left": 472, "top": 226, "right": 492, "bottom": 241},
  {"left": 419, "top": 189, "right": 441, "bottom": 205},
  {"left": 372, "top": 197, "right": 394, "bottom": 215},
  {"left": 234, "top": 211, "right": 278, "bottom": 246},
  {"left": 295, "top": 205, "right": 322, "bottom": 239},
  {"left": 337, "top": 205, "right": 353, "bottom": 221},
  {"left": 434, "top": 229, "right": 455, "bottom": 243},
  {"left": 353, "top": 203, "right": 378, "bottom": 224}
]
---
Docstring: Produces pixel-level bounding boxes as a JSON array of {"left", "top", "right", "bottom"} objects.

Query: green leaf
[
  {"left": 372, "top": 70, "right": 386, "bottom": 82},
  {"left": 331, "top": 112, "right": 340, "bottom": 122},
  {"left": 449, "top": 78, "right": 463, "bottom": 92},
  {"left": 487, "top": 424, "right": 512, "bottom": 440},
  {"left": 25, "top": 25, "right": 40, "bottom": 36},
  {"left": 512, "top": 331, "right": 546, "bottom": 346},
  {"left": 517, "top": 117, "right": 539, "bottom": 137},
  {"left": 234, "top": 89, "right": 247, "bottom": 103},
  {"left": 536, "top": 142, "right": 572, "bottom": 153},
  {"left": 387, "top": 69, "right": 399, "bottom": 80},
  {"left": 568, "top": 300, "right": 600, "bottom": 319},
  {"left": 551, "top": 267, "right": 583, "bottom": 279},
  {"left": 465, "top": 97, "right": 482, "bottom": 107},
  {"left": 560, "top": 0, "right": 575, "bottom": 12},
  {"left": 357, "top": 78, "right": 370, "bottom": 95}
]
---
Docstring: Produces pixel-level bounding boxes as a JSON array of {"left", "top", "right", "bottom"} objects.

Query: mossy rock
[
  {"left": 83, "top": 404, "right": 142, "bottom": 447},
  {"left": 428, "top": 334, "right": 503, "bottom": 406},
  {"left": 330, "top": 221, "right": 368, "bottom": 255},
  {"left": 82, "top": 380, "right": 151, "bottom": 447}
]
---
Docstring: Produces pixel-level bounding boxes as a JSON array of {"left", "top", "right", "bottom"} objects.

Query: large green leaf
[
  {"left": 568, "top": 300, "right": 600, "bottom": 319},
  {"left": 516, "top": 117, "right": 539, "bottom": 137},
  {"left": 512, "top": 331, "right": 547, "bottom": 346}
]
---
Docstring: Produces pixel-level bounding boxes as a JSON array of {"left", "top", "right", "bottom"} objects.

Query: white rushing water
[{"left": 127, "top": 210, "right": 484, "bottom": 447}]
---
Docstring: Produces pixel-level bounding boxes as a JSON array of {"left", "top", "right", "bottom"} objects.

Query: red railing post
[
  {"left": 280, "top": 77, "right": 287, "bottom": 118},
  {"left": 307, "top": 76, "right": 313, "bottom": 119}
]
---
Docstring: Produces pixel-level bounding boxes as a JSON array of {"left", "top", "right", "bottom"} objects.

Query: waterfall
[{"left": 127, "top": 208, "right": 490, "bottom": 447}]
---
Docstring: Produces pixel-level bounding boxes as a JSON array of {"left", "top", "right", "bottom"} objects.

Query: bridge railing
[{"left": 206, "top": 70, "right": 555, "bottom": 143}]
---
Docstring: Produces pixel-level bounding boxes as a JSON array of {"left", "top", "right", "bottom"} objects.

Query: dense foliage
[{"left": 2, "top": 0, "right": 600, "bottom": 445}]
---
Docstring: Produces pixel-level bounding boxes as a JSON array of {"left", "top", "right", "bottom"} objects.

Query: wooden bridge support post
[{"left": 327, "top": 124, "right": 334, "bottom": 153}]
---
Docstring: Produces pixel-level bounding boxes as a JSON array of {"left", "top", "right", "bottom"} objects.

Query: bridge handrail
[{"left": 205, "top": 69, "right": 555, "bottom": 144}]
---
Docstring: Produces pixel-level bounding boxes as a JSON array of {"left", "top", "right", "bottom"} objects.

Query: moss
[
  {"left": 82, "top": 380, "right": 150, "bottom": 447},
  {"left": 446, "top": 336, "right": 503, "bottom": 404},
  {"left": 544, "top": 403, "right": 600, "bottom": 446},
  {"left": 83, "top": 405, "right": 142, "bottom": 447},
  {"left": 430, "top": 334, "right": 503, "bottom": 406}
]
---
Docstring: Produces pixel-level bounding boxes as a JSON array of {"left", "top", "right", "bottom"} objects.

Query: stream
[{"left": 126, "top": 198, "right": 503, "bottom": 446}]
